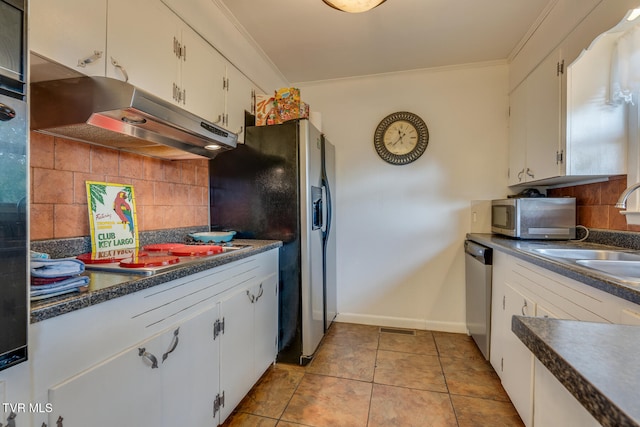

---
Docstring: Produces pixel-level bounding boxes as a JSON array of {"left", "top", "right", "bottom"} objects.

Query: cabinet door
[
  {"left": 226, "top": 65, "right": 258, "bottom": 143},
  {"left": 253, "top": 274, "right": 278, "bottom": 378},
  {"left": 501, "top": 283, "right": 535, "bottom": 427},
  {"left": 489, "top": 252, "right": 508, "bottom": 378},
  {"left": 533, "top": 360, "right": 600, "bottom": 427},
  {"left": 508, "top": 81, "right": 528, "bottom": 185},
  {"left": 161, "top": 305, "right": 220, "bottom": 426},
  {"left": 219, "top": 283, "right": 255, "bottom": 422},
  {"left": 107, "top": 0, "right": 180, "bottom": 103},
  {"left": 180, "top": 27, "right": 226, "bottom": 123},
  {"left": 30, "top": 0, "right": 107, "bottom": 76},
  {"left": 525, "top": 48, "right": 563, "bottom": 182},
  {"left": 48, "top": 332, "right": 164, "bottom": 426},
  {"left": 533, "top": 304, "right": 598, "bottom": 427}
]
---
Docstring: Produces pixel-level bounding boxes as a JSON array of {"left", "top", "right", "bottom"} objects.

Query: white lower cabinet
[
  {"left": 219, "top": 274, "right": 278, "bottom": 421},
  {"left": 491, "top": 250, "right": 640, "bottom": 427},
  {"left": 32, "top": 249, "right": 278, "bottom": 427},
  {"left": 532, "top": 305, "right": 600, "bottom": 427},
  {"left": 533, "top": 360, "right": 600, "bottom": 427},
  {"left": 48, "top": 306, "right": 219, "bottom": 426},
  {"left": 500, "top": 283, "right": 536, "bottom": 427}
]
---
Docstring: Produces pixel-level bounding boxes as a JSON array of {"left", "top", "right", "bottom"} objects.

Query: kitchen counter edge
[
  {"left": 466, "top": 233, "right": 640, "bottom": 305},
  {"left": 512, "top": 316, "right": 640, "bottom": 427},
  {"left": 30, "top": 240, "right": 283, "bottom": 324}
]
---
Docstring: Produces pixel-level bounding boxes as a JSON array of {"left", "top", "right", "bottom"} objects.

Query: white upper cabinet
[
  {"left": 226, "top": 64, "right": 259, "bottom": 143},
  {"left": 31, "top": 0, "right": 251, "bottom": 130},
  {"left": 180, "top": 27, "right": 227, "bottom": 124},
  {"left": 507, "top": 0, "right": 637, "bottom": 187},
  {"left": 107, "top": 0, "right": 181, "bottom": 105},
  {"left": 508, "top": 48, "right": 563, "bottom": 186},
  {"left": 30, "top": 0, "right": 108, "bottom": 75},
  {"left": 108, "top": 0, "right": 228, "bottom": 123}
]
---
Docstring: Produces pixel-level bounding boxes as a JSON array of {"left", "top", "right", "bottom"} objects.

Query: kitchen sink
[
  {"left": 575, "top": 260, "right": 640, "bottom": 282},
  {"left": 531, "top": 248, "right": 640, "bottom": 262}
]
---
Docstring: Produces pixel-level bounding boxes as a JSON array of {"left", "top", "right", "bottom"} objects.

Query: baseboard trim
[{"left": 334, "top": 313, "right": 467, "bottom": 334}]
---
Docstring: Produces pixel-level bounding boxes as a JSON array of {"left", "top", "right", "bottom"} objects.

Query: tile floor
[{"left": 221, "top": 322, "right": 524, "bottom": 427}]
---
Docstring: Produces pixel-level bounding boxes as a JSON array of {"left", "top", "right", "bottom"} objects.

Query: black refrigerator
[{"left": 209, "top": 119, "right": 336, "bottom": 364}]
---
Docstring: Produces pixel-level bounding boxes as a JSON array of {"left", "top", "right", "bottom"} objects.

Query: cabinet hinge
[
  {"left": 557, "top": 59, "right": 565, "bottom": 76},
  {"left": 501, "top": 357, "right": 504, "bottom": 372},
  {"left": 213, "top": 317, "right": 225, "bottom": 340},
  {"left": 223, "top": 77, "right": 228, "bottom": 90},
  {"left": 556, "top": 149, "right": 564, "bottom": 164},
  {"left": 502, "top": 295, "right": 506, "bottom": 310},
  {"left": 213, "top": 391, "right": 225, "bottom": 417}
]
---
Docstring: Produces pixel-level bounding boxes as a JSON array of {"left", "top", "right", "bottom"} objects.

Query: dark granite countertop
[
  {"left": 467, "top": 232, "right": 640, "bottom": 305},
  {"left": 512, "top": 316, "right": 640, "bottom": 427},
  {"left": 30, "top": 239, "right": 282, "bottom": 323}
]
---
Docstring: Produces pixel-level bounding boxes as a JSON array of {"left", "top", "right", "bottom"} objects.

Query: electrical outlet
[{"left": 470, "top": 200, "right": 492, "bottom": 233}]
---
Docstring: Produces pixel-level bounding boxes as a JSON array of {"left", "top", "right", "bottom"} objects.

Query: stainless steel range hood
[{"left": 30, "top": 76, "right": 237, "bottom": 160}]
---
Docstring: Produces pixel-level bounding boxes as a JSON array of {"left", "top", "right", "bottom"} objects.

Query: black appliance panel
[{"left": 0, "top": 92, "right": 27, "bottom": 371}]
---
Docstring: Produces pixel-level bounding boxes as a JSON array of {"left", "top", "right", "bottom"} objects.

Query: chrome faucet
[{"left": 615, "top": 182, "right": 640, "bottom": 209}]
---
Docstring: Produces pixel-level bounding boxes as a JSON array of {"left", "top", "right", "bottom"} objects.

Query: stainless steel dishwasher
[{"left": 464, "top": 240, "right": 493, "bottom": 360}]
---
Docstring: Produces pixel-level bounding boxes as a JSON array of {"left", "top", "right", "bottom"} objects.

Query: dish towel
[{"left": 30, "top": 258, "right": 89, "bottom": 301}]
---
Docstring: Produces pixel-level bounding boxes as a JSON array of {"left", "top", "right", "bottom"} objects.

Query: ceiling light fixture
[{"left": 322, "top": 0, "right": 386, "bottom": 13}]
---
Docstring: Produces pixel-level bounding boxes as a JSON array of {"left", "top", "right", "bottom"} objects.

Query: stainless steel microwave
[{"left": 491, "top": 198, "right": 576, "bottom": 239}]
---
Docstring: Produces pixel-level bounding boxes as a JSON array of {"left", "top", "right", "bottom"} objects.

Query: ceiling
[{"left": 218, "top": 0, "right": 553, "bottom": 84}]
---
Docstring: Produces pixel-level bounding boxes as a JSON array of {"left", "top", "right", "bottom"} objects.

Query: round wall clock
[{"left": 373, "top": 111, "right": 429, "bottom": 165}]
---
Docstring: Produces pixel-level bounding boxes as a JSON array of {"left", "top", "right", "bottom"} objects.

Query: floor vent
[{"left": 379, "top": 327, "right": 416, "bottom": 336}]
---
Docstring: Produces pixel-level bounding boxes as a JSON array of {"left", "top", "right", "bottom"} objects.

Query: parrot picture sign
[{"left": 86, "top": 181, "right": 139, "bottom": 255}]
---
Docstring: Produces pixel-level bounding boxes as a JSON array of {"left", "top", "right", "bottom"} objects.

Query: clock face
[
  {"left": 374, "top": 112, "right": 429, "bottom": 165},
  {"left": 382, "top": 120, "right": 419, "bottom": 155}
]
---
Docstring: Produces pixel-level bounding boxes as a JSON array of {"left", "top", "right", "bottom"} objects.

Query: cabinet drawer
[
  {"left": 509, "top": 259, "right": 609, "bottom": 322},
  {"left": 130, "top": 251, "right": 276, "bottom": 331}
]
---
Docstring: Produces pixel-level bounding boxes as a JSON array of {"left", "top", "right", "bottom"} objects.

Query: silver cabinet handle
[
  {"left": 173, "top": 36, "right": 180, "bottom": 57},
  {"left": 517, "top": 169, "right": 525, "bottom": 182},
  {"left": 138, "top": 347, "right": 158, "bottom": 369},
  {"left": 77, "top": 50, "right": 103, "bottom": 68},
  {"left": 213, "top": 115, "right": 223, "bottom": 125},
  {"left": 255, "top": 283, "right": 264, "bottom": 303},
  {"left": 526, "top": 168, "right": 535, "bottom": 178},
  {"left": 521, "top": 300, "right": 528, "bottom": 316},
  {"left": 162, "top": 327, "right": 180, "bottom": 363},
  {"left": 246, "top": 289, "right": 255, "bottom": 303},
  {"left": 110, "top": 57, "right": 129, "bottom": 82},
  {"left": 236, "top": 126, "right": 244, "bottom": 135}
]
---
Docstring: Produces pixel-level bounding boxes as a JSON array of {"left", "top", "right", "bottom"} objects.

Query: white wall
[{"left": 299, "top": 63, "right": 510, "bottom": 332}]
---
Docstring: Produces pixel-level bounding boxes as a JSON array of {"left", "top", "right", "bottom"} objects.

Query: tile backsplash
[
  {"left": 30, "top": 132, "right": 210, "bottom": 240},
  {"left": 547, "top": 175, "right": 640, "bottom": 232}
]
